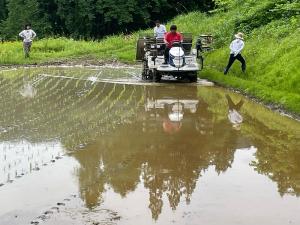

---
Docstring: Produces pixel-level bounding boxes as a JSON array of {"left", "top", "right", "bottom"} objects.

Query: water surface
[{"left": 0, "top": 67, "right": 299, "bottom": 225}]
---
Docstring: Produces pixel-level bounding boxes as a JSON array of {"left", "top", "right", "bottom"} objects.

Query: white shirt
[
  {"left": 154, "top": 25, "right": 166, "bottom": 39},
  {"left": 230, "top": 38, "right": 244, "bottom": 56},
  {"left": 228, "top": 109, "right": 243, "bottom": 124},
  {"left": 19, "top": 29, "right": 37, "bottom": 43}
]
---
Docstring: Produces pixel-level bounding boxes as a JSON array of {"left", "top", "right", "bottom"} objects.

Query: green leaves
[
  {"left": 0, "top": 0, "right": 7, "bottom": 22},
  {"left": 0, "top": 0, "right": 51, "bottom": 39},
  {"left": 0, "top": 0, "right": 215, "bottom": 39}
]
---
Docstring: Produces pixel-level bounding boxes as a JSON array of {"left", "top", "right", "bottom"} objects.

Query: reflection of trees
[
  {"left": 246, "top": 116, "right": 300, "bottom": 197},
  {"left": 253, "top": 146, "right": 300, "bottom": 196},
  {"left": 73, "top": 144, "right": 106, "bottom": 208},
  {"left": 71, "top": 86, "right": 248, "bottom": 220},
  {"left": 199, "top": 88, "right": 300, "bottom": 198},
  {"left": 0, "top": 79, "right": 244, "bottom": 219},
  {"left": 2, "top": 72, "right": 300, "bottom": 219},
  {"left": 142, "top": 146, "right": 200, "bottom": 220}
]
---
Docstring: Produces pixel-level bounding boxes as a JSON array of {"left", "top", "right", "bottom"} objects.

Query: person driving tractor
[{"left": 163, "top": 25, "right": 183, "bottom": 64}]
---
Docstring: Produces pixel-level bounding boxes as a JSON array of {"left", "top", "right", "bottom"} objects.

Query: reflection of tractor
[
  {"left": 136, "top": 34, "right": 213, "bottom": 82},
  {"left": 145, "top": 96, "right": 199, "bottom": 123},
  {"left": 144, "top": 85, "right": 200, "bottom": 134}
]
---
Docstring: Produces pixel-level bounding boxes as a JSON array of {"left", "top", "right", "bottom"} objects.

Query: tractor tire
[
  {"left": 189, "top": 72, "right": 198, "bottom": 83},
  {"left": 147, "top": 70, "right": 153, "bottom": 80},
  {"left": 142, "top": 60, "right": 148, "bottom": 80},
  {"left": 153, "top": 70, "right": 161, "bottom": 82}
]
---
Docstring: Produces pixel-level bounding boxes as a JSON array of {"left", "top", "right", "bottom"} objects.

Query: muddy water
[{"left": 0, "top": 67, "right": 300, "bottom": 225}]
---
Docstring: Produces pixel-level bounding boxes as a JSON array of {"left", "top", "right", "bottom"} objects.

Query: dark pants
[
  {"left": 23, "top": 42, "right": 32, "bottom": 58},
  {"left": 224, "top": 53, "right": 246, "bottom": 74},
  {"left": 164, "top": 47, "right": 170, "bottom": 63}
]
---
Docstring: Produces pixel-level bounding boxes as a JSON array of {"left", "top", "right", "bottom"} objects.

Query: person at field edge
[
  {"left": 19, "top": 24, "right": 37, "bottom": 58},
  {"left": 154, "top": 20, "right": 167, "bottom": 39},
  {"left": 224, "top": 32, "right": 246, "bottom": 75},
  {"left": 163, "top": 25, "right": 183, "bottom": 64}
]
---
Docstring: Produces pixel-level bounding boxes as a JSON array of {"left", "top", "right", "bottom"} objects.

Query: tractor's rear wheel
[
  {"left": 142, "top": 60, "right": 148, "bottom": 80},
  {"left": 153, "top": 70, "right": 161, "bottom": 82}
]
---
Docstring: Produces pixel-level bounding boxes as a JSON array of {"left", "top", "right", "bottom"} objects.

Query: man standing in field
[
  {"left": 154, "top": 20, "right": 166, "bottom": 39},
  {"left": 19, "top": 24, "right": 36, "bottom": 58},
  {"left": 163, "top": 25, "right": 183, "bottom": 64},
  {"left": 224, "top": 32, "right": 246, "bottom": 75}
]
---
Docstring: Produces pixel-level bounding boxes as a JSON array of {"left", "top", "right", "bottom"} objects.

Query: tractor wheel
[
  {"left": 147, "top": 70, "right": 153, "bottom": 80},
  {"left": 189, "top": 72, "right": 198, "bottom": 83},
  {"left": 153, "top": 70, "right": 161, "bottom": 82},
  {"left": 142, "top": 60, "right": 148, "bottom": 80}
]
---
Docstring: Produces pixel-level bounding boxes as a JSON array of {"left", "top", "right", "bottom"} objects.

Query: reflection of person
[
  {"left": 162, "top": 103, "right": 183, "bottom": 134},
  {"left": 226, "top": 94, "right": 244, "bottom": 129},
  {"left": 154, "top": 20, "right": 166, "bottom": 39},
  {"left": 19, "top": 69, "right": 37, "bottom": 98},
  {"left": 19, "top": 24, "right": 37, "bottom": 58},
  {"left": 163, "top": 25, "right": 183, "bottom": 64},
  {"left": 224, "top": 32, "right": 246, "bottom": 75}
]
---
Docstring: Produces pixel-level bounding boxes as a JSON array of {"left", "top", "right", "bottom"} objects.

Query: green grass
[
  {"left": 0, "top": 36, "right": 137, "bottom": 65},
  {"left": 0, "top": 0, "right": 299, "bottom": 115}
]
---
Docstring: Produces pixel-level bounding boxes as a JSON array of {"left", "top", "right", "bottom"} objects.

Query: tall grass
[{"left": 0, "top": 36, "right": 137, "bottom": 65}]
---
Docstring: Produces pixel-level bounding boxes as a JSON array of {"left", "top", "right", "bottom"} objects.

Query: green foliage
[
  {"left": 54, "top": 0, "right": 96, "bottom": 38},
  {"left": 0, "top": 0, "right": 215, "bottom": 39},
  {"left": 0, "top": 36, "right": 136, "bottom": 64},
  {"left": 1, "top": 0, "right": 51, "bottom": 39},
  {"left": 0, "top": 0, "right": 7, "bottom": 22}
]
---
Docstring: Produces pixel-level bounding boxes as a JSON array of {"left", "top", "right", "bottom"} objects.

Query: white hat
[{"left": 235, "top": 32, "right": 244, "bottom": 40}]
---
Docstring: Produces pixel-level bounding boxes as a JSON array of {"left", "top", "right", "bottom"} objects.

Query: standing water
[{"left": 0, "top": 67, "right": 299, "bottom": 225}]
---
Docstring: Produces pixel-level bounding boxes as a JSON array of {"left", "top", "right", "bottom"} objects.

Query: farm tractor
[{"left": 136, "top": 34, "right": 213, "bottom": 82}]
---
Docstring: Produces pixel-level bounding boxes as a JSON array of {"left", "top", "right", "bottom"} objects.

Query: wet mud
[{"left": 0, "top": 67, "right": 300, "bottom": 225}]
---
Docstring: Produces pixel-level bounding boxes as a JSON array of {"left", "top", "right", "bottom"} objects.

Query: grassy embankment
[{"left": 0, "top": 0, "right": 299, "bottom": 114}]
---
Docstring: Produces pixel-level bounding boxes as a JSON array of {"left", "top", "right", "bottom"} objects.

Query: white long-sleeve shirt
[
  {"left": 154, "top": 25, "right": 166, "bottom": 39},
  {"left": 230, "top": 39, "right": 244, "bottom": 56},
  {"left": 19, "top": 29, "right": 36, "bottom": 43}
]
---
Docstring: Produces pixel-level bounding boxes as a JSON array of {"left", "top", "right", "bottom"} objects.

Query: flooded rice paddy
[{"left": 0, "top": 66, "right": 300, "bottom": 225}]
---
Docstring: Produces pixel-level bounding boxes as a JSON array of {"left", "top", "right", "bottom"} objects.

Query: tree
[
  {"left": 0, "top": 0, "right": 216, "bottom": 39},
  {"left": 1, "top": 0, "right": 50, "bottom": 39},
  {"left": 54, "top": 0, "right": 97, "bottom": 38},
  {"left": 0, "top": 0, "right": 7, "bottom": 22}
]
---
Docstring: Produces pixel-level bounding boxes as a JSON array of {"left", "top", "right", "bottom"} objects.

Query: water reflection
[
  {"left": 72, "top": 85, "right": 252, "bottom": 219},
  {"left": 226, "top": 94, "right": 244, "bottom": 129},
  {"left": 0, "top": 69, "right": 300, "bottom": 223},
  {"left": 19, "top": 69, "right": 40, "bottom": 98},
  {"left": 0, "top": 141, "right": 63, "bottom": 184}
]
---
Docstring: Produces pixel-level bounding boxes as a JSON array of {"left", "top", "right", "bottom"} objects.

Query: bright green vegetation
[
  {"left": 0, "top": 36, "right": 137, "bottom": 65},
  {"left": 176, "top": 0, "right": 300, "bottom": 114},
  {"left": 0, "top": 0, "right": 299, "bottom": 114}
]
